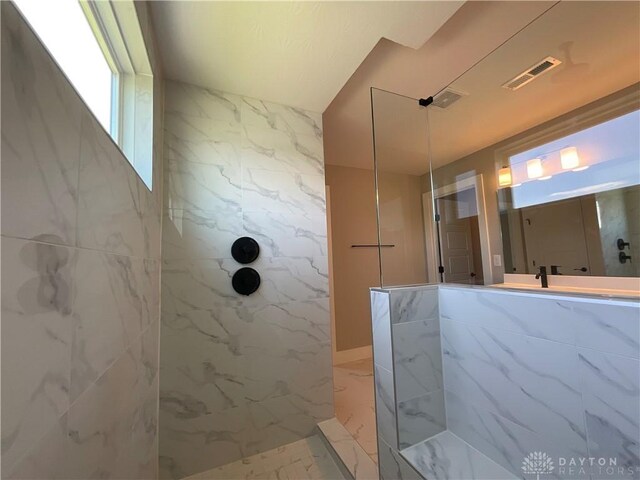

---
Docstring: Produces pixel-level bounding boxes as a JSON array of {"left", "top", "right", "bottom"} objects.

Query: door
[
  {"left": 436, "top": 192, "right": 477, "bottom": 284},
  {"left": 521, "top": 198, "right": 591, "bottom": 275}
]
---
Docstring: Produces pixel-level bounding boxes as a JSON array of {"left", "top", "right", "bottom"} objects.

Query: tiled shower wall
[
  {"left": 1, "top": 3, "right": 163, "bottom": 479},
  {"left": 159, "top": 81, "right": 333, "bottom": 479}
]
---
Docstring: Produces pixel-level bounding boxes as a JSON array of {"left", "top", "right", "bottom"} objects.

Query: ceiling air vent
[
  {"left": 502, "top": 56, "right": 562, "bottom": 91},
  {"left": 432, "top": 88, "right": 467, "bottom": 109}
]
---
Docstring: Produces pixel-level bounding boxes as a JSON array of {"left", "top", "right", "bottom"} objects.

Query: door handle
[
  {"left": 470, "top": 272, "right": 476, "bottom": 277},
  {"left": 573, "top": 267, "right": 588, "bottom": 272}
]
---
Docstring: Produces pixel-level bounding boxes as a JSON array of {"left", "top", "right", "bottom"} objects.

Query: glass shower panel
[{"left": 370, "top": 88, "right": 432, "bottom": 287}]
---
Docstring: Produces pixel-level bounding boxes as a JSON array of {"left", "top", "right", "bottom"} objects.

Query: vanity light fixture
[
  {"left": 498, "top": 166, "right": 513, "bottom": 187},
  {"left": 526, "top": 158, "right": 544, "bottom": 179},
  {"left": 560, "top": 146, "right": 580, "bottom": 170}
]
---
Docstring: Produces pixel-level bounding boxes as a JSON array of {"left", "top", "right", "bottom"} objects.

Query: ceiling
[
  {"left": 322, "top": 1, "right": 556, "bottom": 172},
  {"left": 367, "top": 1, "right": 640, "bottom": 175},
  {"left": 149, "top": 1, "right": 463, "bottom": 113}
]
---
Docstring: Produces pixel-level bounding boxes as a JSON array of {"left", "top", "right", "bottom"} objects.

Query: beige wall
[
  {"left": 325, "top": 165, "right": 379, "bottom": 351},
  {"left": 323, "top": 1, "right": 556, "bottom": 172},
  {"left": 325, "top": 165, "right": 427, "bottom": 351},
  {"left": 378, "top": 171, "right": 428, "bottom": 286}
]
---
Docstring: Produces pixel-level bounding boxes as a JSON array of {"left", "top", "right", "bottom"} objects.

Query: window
[
  {"left": 14, "top": 0, "right": 154, "bottom": 189},
  {"left": 13, "top": 0, "right": 114, "bottom": 132}
]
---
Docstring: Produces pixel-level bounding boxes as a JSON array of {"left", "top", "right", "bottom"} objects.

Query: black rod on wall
[{"left": 351, "top": 244, "right": 395, "bottom": 248}]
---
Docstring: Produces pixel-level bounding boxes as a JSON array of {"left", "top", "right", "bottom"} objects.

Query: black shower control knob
[
  {"left": 231, "top": 237, "right": 260, "bottom": 264},
  {"left": 232, "top": 268, "right": 261, "bottom": 296}
]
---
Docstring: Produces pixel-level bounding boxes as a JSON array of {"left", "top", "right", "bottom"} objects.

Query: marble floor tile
[
  {"left": 182, "top": 435, "right": 345, "bottom": 480},
  {"left": 333, "top": 358, "right": 378, "bottom": 463}
]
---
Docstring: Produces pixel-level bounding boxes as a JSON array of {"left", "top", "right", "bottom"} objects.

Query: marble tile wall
[
  {"left": 440, "top": 285, "right": 640, "bottom": 480},
  {"left": 159, "top": 80, "right": 332, "bottom": 479},
  {"left": 371, "top": 286, "right": 446, "bottom": 479},
  {"left": 372, "top": 284, "right": 639, "bottom": 480},
  {"left": 390, "top": 286, "right": 445, "bottom": 449},
  {"left": 1, "top": 3, "right": 163, "bottom": 479}
]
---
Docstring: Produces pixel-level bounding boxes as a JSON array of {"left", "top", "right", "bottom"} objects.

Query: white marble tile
[
  {"left": 371, "top": 291, "right": 392, "bottom": 372},
  {"left": 243, "top": 340, "right": 334, "bottom": 404},
  {"left": 401, "top": 431, "right": 517, "bottom": 480},
  {"left": 164, "top": 159, "right": 242, "bottom": 214},
  {"left": 246, "top": 386, "right": 334, "bottom": 455},
  {"left": 390, "top": 287, "right": 439, "bottom": 324},
  {"left": 377, "top": 438, "right": 421, "bottom": 480},
  {"left": 1, "top": 4, "right": 82, "bottom": 246},
  {"left": 332, "top": 358, "right": 377, "bottom": 463},
  {"left": 249, "top": 297, "right": 331, "bottom": 347},
  {"left": 445, "top": 389, "right": 585, "bottom": 480},
  {"left": 164, "top": 112, "right": 242, "bottom": 166},
  {"left": 375, "top": 364, "right": 398, "bottom": 450},
  {"left": 241, "top": 124, "right": 324, "bottom": 176},
  {"left": 578, "top": 348, "right": 640, "bottom": 475},
  {"left": 393, "top": 318, "right": 443, "bottom": 402},
  {"left": 66, "top": 339, "right": 157, "bottom": 480},
  {"left": 163, "top": 209, "right": 243, "bottom": 260},
  {"left": 160, "top": 81, "right": 330, "bottom": 476},
  {"left": 1, "top": 237, "right": 74, "bottom": 472},
  {"left": 160, "top": 317, "right": 332, "bottom": 418},
  {"left": 317, "top": 418, "right": 378, "bottom": 479},
  {"left": 76, "top": 113, "right": 148, "bottom": 258},
  {"left": 240, "top": 96, "right": 323, "bottom": 139},
  {"left": 159, "top": 402, "right": 254, "bottom": 479},
  {"left": 71, "top": 250, "right": 153, "bottom": 400},
  {"left": 159, "top": 307, "right": 264, "bottom": 415},
  {"left": 242, "top": 168, "right": 326, "bottom": 217},
  {"left": 441, "top": 318, "right": 588, "bottom": 455},
  {"left": 574, "top": 301, "right": 640, "bottom": 359},
  {"left": 4, "top": 413, "right": 70, "bottom": 480},
  {"left": 243, "top": 211, "right": 328, "bottom": 258},
  {"left": 397, "top": 390, "right": 446, "bottom": 449},
  {"left": 162, "top": 256, "right": 329, "bottom": 313},
  {"left": 165, "top": 81, "right": 243, "bottom": 123},
  {"left": 439, "top": 287, "right": 578, "bottom": 344}
]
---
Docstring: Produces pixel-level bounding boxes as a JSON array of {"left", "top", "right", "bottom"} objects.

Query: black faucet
[{"left": 535, "top": 266, "right": 548, "bottom": 288}]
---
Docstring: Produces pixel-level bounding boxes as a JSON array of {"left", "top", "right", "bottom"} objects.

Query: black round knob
[
  {"left": 231, "top": 237, "right": 260, "bottom": 264},
  {"left": 232, "top": 268, "right": 261, "bottom": 296}
]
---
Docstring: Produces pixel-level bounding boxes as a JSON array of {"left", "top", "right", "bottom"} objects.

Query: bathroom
[{"left": 1, "top": 1, "right": 638, "bottom": 480}]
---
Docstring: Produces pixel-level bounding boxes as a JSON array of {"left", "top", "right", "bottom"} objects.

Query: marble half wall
[
  {"left": 371, "top": 283, "right": 640, "bottom": 480},
  {"left": 1, "top": 3, "right": 164, "bottom": 479},
  {"left": 440, "top": 285, "right": 640, "bottom": 480},
  {"left": 371, "top": 285, "right": 445, "bottom": 479},
  {"left": 159, "top": 80, "right": 332, "bottom": 479}
]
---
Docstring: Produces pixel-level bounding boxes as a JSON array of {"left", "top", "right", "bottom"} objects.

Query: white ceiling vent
[
  {"left": 432, "top": 88, "right": 467, "bottom": 109},
  {"left": 502, "top": 56, "right": 562, "bottom": 91}
]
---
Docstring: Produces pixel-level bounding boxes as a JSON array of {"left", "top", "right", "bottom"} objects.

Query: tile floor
[
  {"left": 183, "top": 435, "right": 346, "bottom": 480},
  {"left": 333, "top": 357, "right": 378, "bottom": 464}
]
